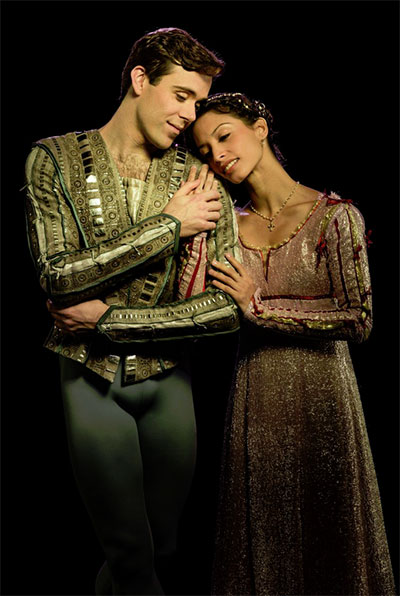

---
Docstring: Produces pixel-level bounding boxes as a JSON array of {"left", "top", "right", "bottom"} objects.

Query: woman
[{"left": 184, "top": 93, "right": 395, "bottom": 595}]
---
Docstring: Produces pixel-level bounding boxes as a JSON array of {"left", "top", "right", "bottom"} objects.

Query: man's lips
[{"left": 167, "top": 122, "right": 184, "bottom": 134}]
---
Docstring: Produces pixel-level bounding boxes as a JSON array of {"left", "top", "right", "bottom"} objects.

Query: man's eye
[{"left": 176, "top": 94, "right": 186, "bottom": 102}]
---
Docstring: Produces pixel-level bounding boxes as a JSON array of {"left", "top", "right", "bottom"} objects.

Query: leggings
[{"left": 59, "top": 356, "right": 196, "bottom": 595}]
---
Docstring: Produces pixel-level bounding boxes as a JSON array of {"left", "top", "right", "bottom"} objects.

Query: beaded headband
[
  {"left": 196, "top": 92, "right": 273, "bottom": 127},
  {"left": 192, "top": 91, "right": 285, "bottom": 165}
]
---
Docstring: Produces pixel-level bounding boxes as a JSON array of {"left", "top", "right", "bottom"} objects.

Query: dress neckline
[{"left": 239, "top": 193, "right": 325, "bottom": 252}]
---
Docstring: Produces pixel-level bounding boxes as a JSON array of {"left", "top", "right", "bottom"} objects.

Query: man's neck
[
  {"left": 99, "top": 97, "right": 153, "bottom": 161},
  {"left": 99, "top": 100, "right": 154, "bottom": 179}
]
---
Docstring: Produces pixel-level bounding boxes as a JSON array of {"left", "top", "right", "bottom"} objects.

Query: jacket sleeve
[
  {"left": 96, "top": 287, "right": 240, "bottom": 342},
  {"left": 95, "top": 179, "right": 241, "bottom": 343},
  {"left": 243, "top": 202, "right": 372, "bottom": 343},
  {"left": 24, "top": 146, "right": 181, "bottom": 306}
]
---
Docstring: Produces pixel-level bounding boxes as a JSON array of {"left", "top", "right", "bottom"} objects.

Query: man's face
[{"left": 135, "top": 65, "right": 212, "bottom": 150}]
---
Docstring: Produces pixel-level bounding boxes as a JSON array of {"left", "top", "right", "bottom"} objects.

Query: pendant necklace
[{"left": 250, "top": 181, "right": 300, "bottom": 231}]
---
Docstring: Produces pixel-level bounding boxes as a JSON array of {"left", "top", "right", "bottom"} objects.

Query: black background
[{"left": 2, "top": 1, "right": 399, "bottom": 595}]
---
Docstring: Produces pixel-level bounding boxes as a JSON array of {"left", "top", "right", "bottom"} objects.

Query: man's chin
[{"left": 153, "top": 137, "right": 176, "bottom": 151}]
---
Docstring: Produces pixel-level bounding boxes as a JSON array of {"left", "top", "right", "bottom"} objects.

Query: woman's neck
[{"left": 244, "top": 153, "right": 297, "bottom": 217}]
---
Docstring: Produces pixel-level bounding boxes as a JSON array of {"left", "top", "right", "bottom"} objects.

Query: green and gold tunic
[{"left": 25, "top": 130, "right": 240, "bottom": 384}]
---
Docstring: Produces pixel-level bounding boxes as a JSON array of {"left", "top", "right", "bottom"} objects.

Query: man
[{"left": 24, "top": 28, "right": 240, "bottom": 595}]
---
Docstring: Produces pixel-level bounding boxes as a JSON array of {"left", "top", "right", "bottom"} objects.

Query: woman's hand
[
  {"left": 186, "top": 163, "right": 216, "bottom": 194},
  {"left": 208, "top": 254, "right": 257, "bottom": 313}
]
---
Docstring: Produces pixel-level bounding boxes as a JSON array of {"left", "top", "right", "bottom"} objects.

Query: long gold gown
[{"left": 211, "top": 193, "right": 395, "bottom": 595}]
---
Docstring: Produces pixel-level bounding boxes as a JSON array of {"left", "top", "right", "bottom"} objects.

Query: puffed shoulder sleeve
[
  {"left": 244, "top": 202, "right": 372, "bottom": 343},
  {"left": 24, "top": 145, "right": 180, "bottom": 306}
]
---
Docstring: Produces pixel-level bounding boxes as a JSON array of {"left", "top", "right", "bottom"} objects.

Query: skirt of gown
[{"left": 211, "top": 333, "right": 395, "bottom": 596}]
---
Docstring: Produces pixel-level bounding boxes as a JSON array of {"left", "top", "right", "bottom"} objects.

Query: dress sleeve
[
  {"left": 243, "top": 202, "right": 373, "bottom": 343},
  {"left": 24, "top": 146, "right": 180, "bottom": 306}
]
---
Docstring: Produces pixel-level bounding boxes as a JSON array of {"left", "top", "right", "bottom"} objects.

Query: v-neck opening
[{"left": 239, "top": 194, "right": 324, "bottom": 252}]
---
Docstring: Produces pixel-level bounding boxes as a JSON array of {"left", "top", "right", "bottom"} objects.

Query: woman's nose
[{"left": 214, "top": 149, "right": 226, "bottom": 164}]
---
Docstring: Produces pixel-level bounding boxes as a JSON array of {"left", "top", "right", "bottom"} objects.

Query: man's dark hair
[{"left": 119, "top": 27, "right": 225, "bottom": 101}]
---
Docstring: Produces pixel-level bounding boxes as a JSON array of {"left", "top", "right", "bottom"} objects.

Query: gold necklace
[{"left": 250, "top": 181, "right": 300, "bottom": 231}]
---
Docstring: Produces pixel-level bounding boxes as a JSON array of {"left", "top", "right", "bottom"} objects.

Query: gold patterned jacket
[{"left": 24, "top": 130, "right": 240, "bottom": 384}]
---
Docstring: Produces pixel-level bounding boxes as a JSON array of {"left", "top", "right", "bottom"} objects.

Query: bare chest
[{"left": 112, "top": 153, "right": 151, "bottom": 181}]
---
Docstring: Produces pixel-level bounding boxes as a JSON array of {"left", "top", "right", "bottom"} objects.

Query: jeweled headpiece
[{"left": 196, "top": 92, "right": 274, "bottom": 128}]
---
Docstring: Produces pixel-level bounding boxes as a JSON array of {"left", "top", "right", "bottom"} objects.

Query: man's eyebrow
[{"left": 173, "top": 85, "right": 196, "bottom": 95}]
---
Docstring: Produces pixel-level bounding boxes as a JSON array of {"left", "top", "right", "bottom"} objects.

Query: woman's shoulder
[
  {"left": 317, "top": 192, "right": 367, "bottom": 238},
  {"left": 319, "top": 191, "right": 365, "bottom": 219}
]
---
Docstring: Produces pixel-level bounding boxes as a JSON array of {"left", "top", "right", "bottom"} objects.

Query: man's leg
[
  {"left": 95, "top": 366, "right": 196, "bottom": 594},
  {"left": 137, "top": 368, "right": 196, "bottom": 554},
  {"left": 59, "top": 357, "right": 163, "bottom": 595},
  {"left": 136, "top": 368, "right": 197, "bottom": 592}
]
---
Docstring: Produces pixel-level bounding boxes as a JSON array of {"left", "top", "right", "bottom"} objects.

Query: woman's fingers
[
  {"left": 179, "top": 165, "right": 216, "bottom": 196},
  {"left": 209, "top": 258, "right": 242, "bottom": 281},
  {"left": 208, "top": 267, "right": 239, "bottom": 290},
  {"left": 195, "top": 164, "right": 208, "bottom": 192},
  {"left": 224, "top": 253, "right": 248, "bottom": 276},
  {"left": 211, "top": 278, "right": 237, "bottom": 297},
  {"left": 177, "top": 178, "right": 202, "bottom": 196},
  {"left": 203, "top": 169, "right": 215, "bottom": 192}
]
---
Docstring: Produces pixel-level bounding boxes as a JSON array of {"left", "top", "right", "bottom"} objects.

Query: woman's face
[{"left": 192, "top": 110, "right": 266, "bottom": 183}]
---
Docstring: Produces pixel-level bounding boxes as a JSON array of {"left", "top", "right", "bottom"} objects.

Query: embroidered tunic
[
  {"left": 24, "top": 130, "right": 240, "bottom": 385},
  {"left": 210, "top": 194, "right": 395, "bottom": 594}
]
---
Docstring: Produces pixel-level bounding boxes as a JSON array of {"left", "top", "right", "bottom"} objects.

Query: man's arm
[
  {"left": 48, "top": 288, "right": 240, "bottom": 341},
  {"left": 47, "top": 172, "right": 242, "bottom": 341},
  {"left": 25, "top": 147, "right": 221, "bottom": 307}
]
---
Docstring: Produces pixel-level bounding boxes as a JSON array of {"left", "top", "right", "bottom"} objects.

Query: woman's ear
[
  {"left": 130, "top": 65, "right": 147, "bottom": 96},
  {"left": 253, "top": 117, "right": 269, "bottom": 142}
]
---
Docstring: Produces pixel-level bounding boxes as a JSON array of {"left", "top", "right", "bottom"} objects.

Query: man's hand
[
  {"left": 163, "top": 165, "right": 222, "bottom": 237},
  {"left": 47, "top": 299, "right": 110, "bottom": 334}
]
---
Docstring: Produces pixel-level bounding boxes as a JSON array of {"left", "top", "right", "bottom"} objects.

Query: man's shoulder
[
  {"left": 170, "top": 143, "right": 203, "bottom": 169},
  {"left": 34, "top": 130, "right": 93, "bottom": 150}
]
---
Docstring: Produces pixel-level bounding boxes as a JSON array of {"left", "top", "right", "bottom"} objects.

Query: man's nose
[{"left": 180, "top": 102, "right": 197, "bottom": 124}]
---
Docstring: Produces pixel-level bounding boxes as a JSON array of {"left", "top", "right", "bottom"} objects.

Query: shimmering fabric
[
  {"left": 212, "top": 195, "right": 395, "bottom": 595},
  {"left": 24, "top": 131, "right": 240, "bottom": 384}
]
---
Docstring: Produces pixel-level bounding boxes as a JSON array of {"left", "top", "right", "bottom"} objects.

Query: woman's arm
[{"left": 209, "top": 203, "right": 372, "bottom": 343}]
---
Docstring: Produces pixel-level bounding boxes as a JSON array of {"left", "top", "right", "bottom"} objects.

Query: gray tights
[{"left": 59, "top": 357, "right": 196, "bottom": 595}]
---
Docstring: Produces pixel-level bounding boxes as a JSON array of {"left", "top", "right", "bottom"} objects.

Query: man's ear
[
  {"left": 253, "top": 117, "right": 269, "bottom": 142},
  {"left": 130, "top": 65, "right": 148, "bottom": 96}
]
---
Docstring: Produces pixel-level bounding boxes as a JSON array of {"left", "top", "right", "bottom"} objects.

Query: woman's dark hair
[
  {"left": 189, "top": 92, "right": 285, "bottom": 165},
  {"left": 119, "top": 28, "right": 225, "bottom": 101}
]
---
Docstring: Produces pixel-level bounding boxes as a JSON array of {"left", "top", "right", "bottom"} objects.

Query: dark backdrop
[{"left": 2, "top": 1, "right": 399, "bottom": 595}]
